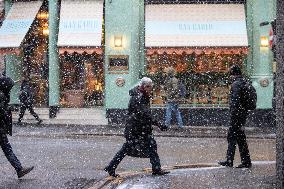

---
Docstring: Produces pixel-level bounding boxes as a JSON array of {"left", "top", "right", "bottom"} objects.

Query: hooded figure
[
  {"left": 104, "top": 77, "right": 169, "bottom": 177},
  {"left": 0, "top": 76, "right": 15, "bottom": 135}
]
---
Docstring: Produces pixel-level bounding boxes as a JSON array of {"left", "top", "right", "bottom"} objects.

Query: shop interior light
[
  {"left": 37, "top": 12, "right": 49, "bottom": 20},
  {"left": 42, "top": 28, "right": 49, "bottom": 36},
  {"left": 260, "top": 36, "right": 269, "bottom": 47},
  {"left": 114, "top": 36, "right": 123, "bottom": 48}
]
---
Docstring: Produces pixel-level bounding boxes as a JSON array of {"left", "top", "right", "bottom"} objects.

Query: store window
[
  {"left": 22, "top": 0, "right": 49, "bottom": 107},
  {"left": 60, "top": 52, "right": 104, "bottom": 107},
  {"left": 146, "top": 51, "right": 246, "bottom": 106}
]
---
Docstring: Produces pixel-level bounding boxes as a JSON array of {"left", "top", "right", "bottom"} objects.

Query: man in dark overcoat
[
  {"left": 0, "top": 76, "right": 34, "bottom": 178},
  {"left": 18, "top": 79, "right": 42, "bottom": 124},
  {"left": 104, "top": 77, "right": 169, "bottom": 177},
  {"left": 218, "top": 65, "right": 252, "bottom": 168}
]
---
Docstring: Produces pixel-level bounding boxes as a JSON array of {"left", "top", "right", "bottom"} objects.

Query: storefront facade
[{"left": 0, "top": 0, "right": 276, "bottom": 126}]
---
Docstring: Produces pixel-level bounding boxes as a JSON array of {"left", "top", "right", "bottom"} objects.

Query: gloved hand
[{"left": 159, "top": 123, "right": 168, "bottom": 131}]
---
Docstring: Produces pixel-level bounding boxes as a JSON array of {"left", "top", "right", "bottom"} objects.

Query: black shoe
[
  {"left": 17, "top": 166, "right": 34, "bottom": 179},
  {"left": 218, "top": 160, "right": 233, "bottom": 167},
  {"left": 37, "top": 119, "right": 43, "bottom": 124},
  {"left": 152, "top": 169, "right": 170, "bottom": 176},
  {"left": 236, "top": 163, "right": 252, "bottom": 168},
  {"left": 104, "top": 167, "right": 119, "bottom": 177},
  {"left": 17, "top": 120, "right": 22, "bottom": 125}
]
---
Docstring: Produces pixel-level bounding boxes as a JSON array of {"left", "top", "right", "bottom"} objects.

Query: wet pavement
[
  {"left": 0, "top": 134, "right": 276, "bottom": 189},
  {"left": 101, "top": 161, "right": 275, "bottom": 189}
]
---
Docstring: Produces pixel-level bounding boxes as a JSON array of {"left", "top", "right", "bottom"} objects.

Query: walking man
[
  {"left": 17, "top": 79, "right": 42, "bottom": 124},
  {"left": 104, "top": 77, "right": 170, "bottom": 177},
  {"left": 164, "top": 67, "right": 184, "bottom": 128},
  {"left": 0, "top": 76, "right": 34, "bottom": 178},
  {"left": 218, "top": 65, "right": 252, "bottom": 168}
]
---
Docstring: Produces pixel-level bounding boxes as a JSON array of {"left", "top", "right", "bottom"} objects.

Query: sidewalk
[
  {"left": 12, "top": 108, "right": 276, "bottom": 139},
  {"left": 91, "top": 161, "right": 276, "bottom": 189}
]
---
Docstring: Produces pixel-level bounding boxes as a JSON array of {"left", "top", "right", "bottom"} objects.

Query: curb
[{"left": 12, "top": 122, "right": 276, "bottom": 139}]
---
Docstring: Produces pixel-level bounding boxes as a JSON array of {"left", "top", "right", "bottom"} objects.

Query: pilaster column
[{"left": 48, "top": 0, "right": 60, "bottom": 108}]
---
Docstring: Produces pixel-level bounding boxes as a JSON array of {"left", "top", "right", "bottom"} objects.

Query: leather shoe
[
  {"left": 17, "top": 166, "right": 34, "bottom": 179},
  {"left": 37, "top": 119, "right": 43, "bottom": 124},
  {"left": 218, "top": 160, "right": 233, "bottom": 167},
  {"left": 152, "top": 169, "right": 170, "bottom": 176},
  {"left": 235, "top": 163, "right": 252, "bottom": 168},
  {"left": 104, "top": 166, "right": 119, "bottom": 177}
]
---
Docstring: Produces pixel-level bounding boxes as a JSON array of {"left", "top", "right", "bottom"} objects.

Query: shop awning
[
  {"left": 57, "top": 0, "right": 103, "bottom": 55},
  {"left": 0, "top": 1, "right": 43, "bottom": 54},
  {"left": 145, "top": 4, "right": 249, "bottom": 49}
]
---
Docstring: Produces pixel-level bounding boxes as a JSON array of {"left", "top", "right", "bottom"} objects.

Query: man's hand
[{"left": 159, "top": 123, "right": 168, "bottom": 131}]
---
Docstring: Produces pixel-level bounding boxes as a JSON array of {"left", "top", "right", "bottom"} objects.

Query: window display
[
  {"left": 60, "top": 52, "right": 104, "bottom": 107},
  {"left": 146, "top": 51, "right": 246, "bottom": 106}
]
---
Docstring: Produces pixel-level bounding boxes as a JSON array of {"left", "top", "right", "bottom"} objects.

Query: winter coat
[
  {"left": 165, "top": 76, "right": 181, "bottom": 103},
  {"left": 0, "top": 76, "right": 14, "bottom": 135},
  {"left": 124, "top": 86, "right": 164, "bottom": 158},
  {"left": 229, "top": 76, "right": 248, "bottom": 128},
  {"left": 19, "top": 81, "right": 34, "bottom": 106}
]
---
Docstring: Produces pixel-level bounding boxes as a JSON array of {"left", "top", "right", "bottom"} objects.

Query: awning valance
[
  {"left": 145, "top": 4, "right": 248, "bottom": 47},
  {"left": 0, "top": 1, "right": 43, "bottom": 52},
  {"left": 57, "top": 0, "right": 103, "bottom": 50},
  {"left": 59, "top": 47, "right": 103, "bottom": 55},
  {"left": 147, "top": 47, "right": 248, "bottom": 56}
]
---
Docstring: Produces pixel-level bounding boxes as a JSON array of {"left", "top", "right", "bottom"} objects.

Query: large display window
[
  {"left": 60, "top": 52, "right": 104, "bottom": 107},
  {"left": 146, "top": 50, "right": 246, "bottom": 106},
  {"left": 21, "top": 1, "right": 49, "bottom": 107}
]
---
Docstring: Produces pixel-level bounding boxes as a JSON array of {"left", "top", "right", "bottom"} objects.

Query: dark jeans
[
  {"left": 18, "top": 104, "right": 40, "bottom": 122},
  {"left": 226, "top": 114, "right": 251, "bottom": 165},
  {"left": 106, "top": 140, "right": 161, "bottom": 172},
  {"left": 0, "top": 134, "right": 22, "bottom": 172}
]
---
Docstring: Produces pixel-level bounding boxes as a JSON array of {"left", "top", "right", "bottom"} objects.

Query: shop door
[{"left": 84, "top": 59, "right": 104, "bottom": 107}]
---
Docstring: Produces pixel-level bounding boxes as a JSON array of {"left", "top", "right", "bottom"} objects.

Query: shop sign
[
  {"left": 108, "top": 55, "right": 129, "bottom": 71},
  {"left": 146, "top": 21, "right": 247, "bottom": 35},
  {"left": 60, "top": 19, "right": 101, "bottom": 33},
  {"left": 57, "top": 0, "right": 103, "bottom": 47},
  {"left": 145, "top": 4, "right": 248, "bottom": 47}
]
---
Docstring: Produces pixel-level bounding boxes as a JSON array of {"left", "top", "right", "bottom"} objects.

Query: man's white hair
[{"left": 139, "top": 77, "right": 153, "bottom": 87}]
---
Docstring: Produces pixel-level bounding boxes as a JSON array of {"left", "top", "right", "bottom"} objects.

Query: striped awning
[
  {"left": 0, "top": 1, "right": 43, "bottom": 54},
  {"left": 57, "top": 0, "right": 103, "bottom": 54},
  {"left": 145, "top": 4, "right": 248, "bottom": 48}
]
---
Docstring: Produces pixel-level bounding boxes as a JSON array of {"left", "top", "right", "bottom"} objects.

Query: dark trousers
[
  {"left": 18, "top": 104, "right": 40, "bottom": 122},
  {"left": 226, "top": 114, "right": 251, "bottom": 165},
  {"left": 106, "top": 140, "right": 161, "bottom": 172},
  {"left": 0, "top": 134, "right": 22, "bottom": 172}
]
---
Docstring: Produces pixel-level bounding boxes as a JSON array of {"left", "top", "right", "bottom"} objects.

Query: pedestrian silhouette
[
  {"left": 218, "top": 65, "right": 252, "bottom": 168},
  {"left": 164, "top": 67, "right": 184, "bottom": 128},
  {"left": 17, "top": 79, "right": 42, "bottom": 124},
  {"left": 0, "top": 76, "right": 34, "bottom": 178},
  {"left": 104, "top": 77, "right": 170, "bottom": 177}
]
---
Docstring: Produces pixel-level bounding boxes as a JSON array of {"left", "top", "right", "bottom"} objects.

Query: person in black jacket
[
  {"left": 104, "top": 77, "right": 169, "bottom": 177},
  {"left": 218, "top": 65, "right": 252, "bottom": 168},
  {"left": 0, "top": 76, "right": 34, "bottom": 178},
  {"left": 17, "top": 79, "right": 42, "bottom": 124}
]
